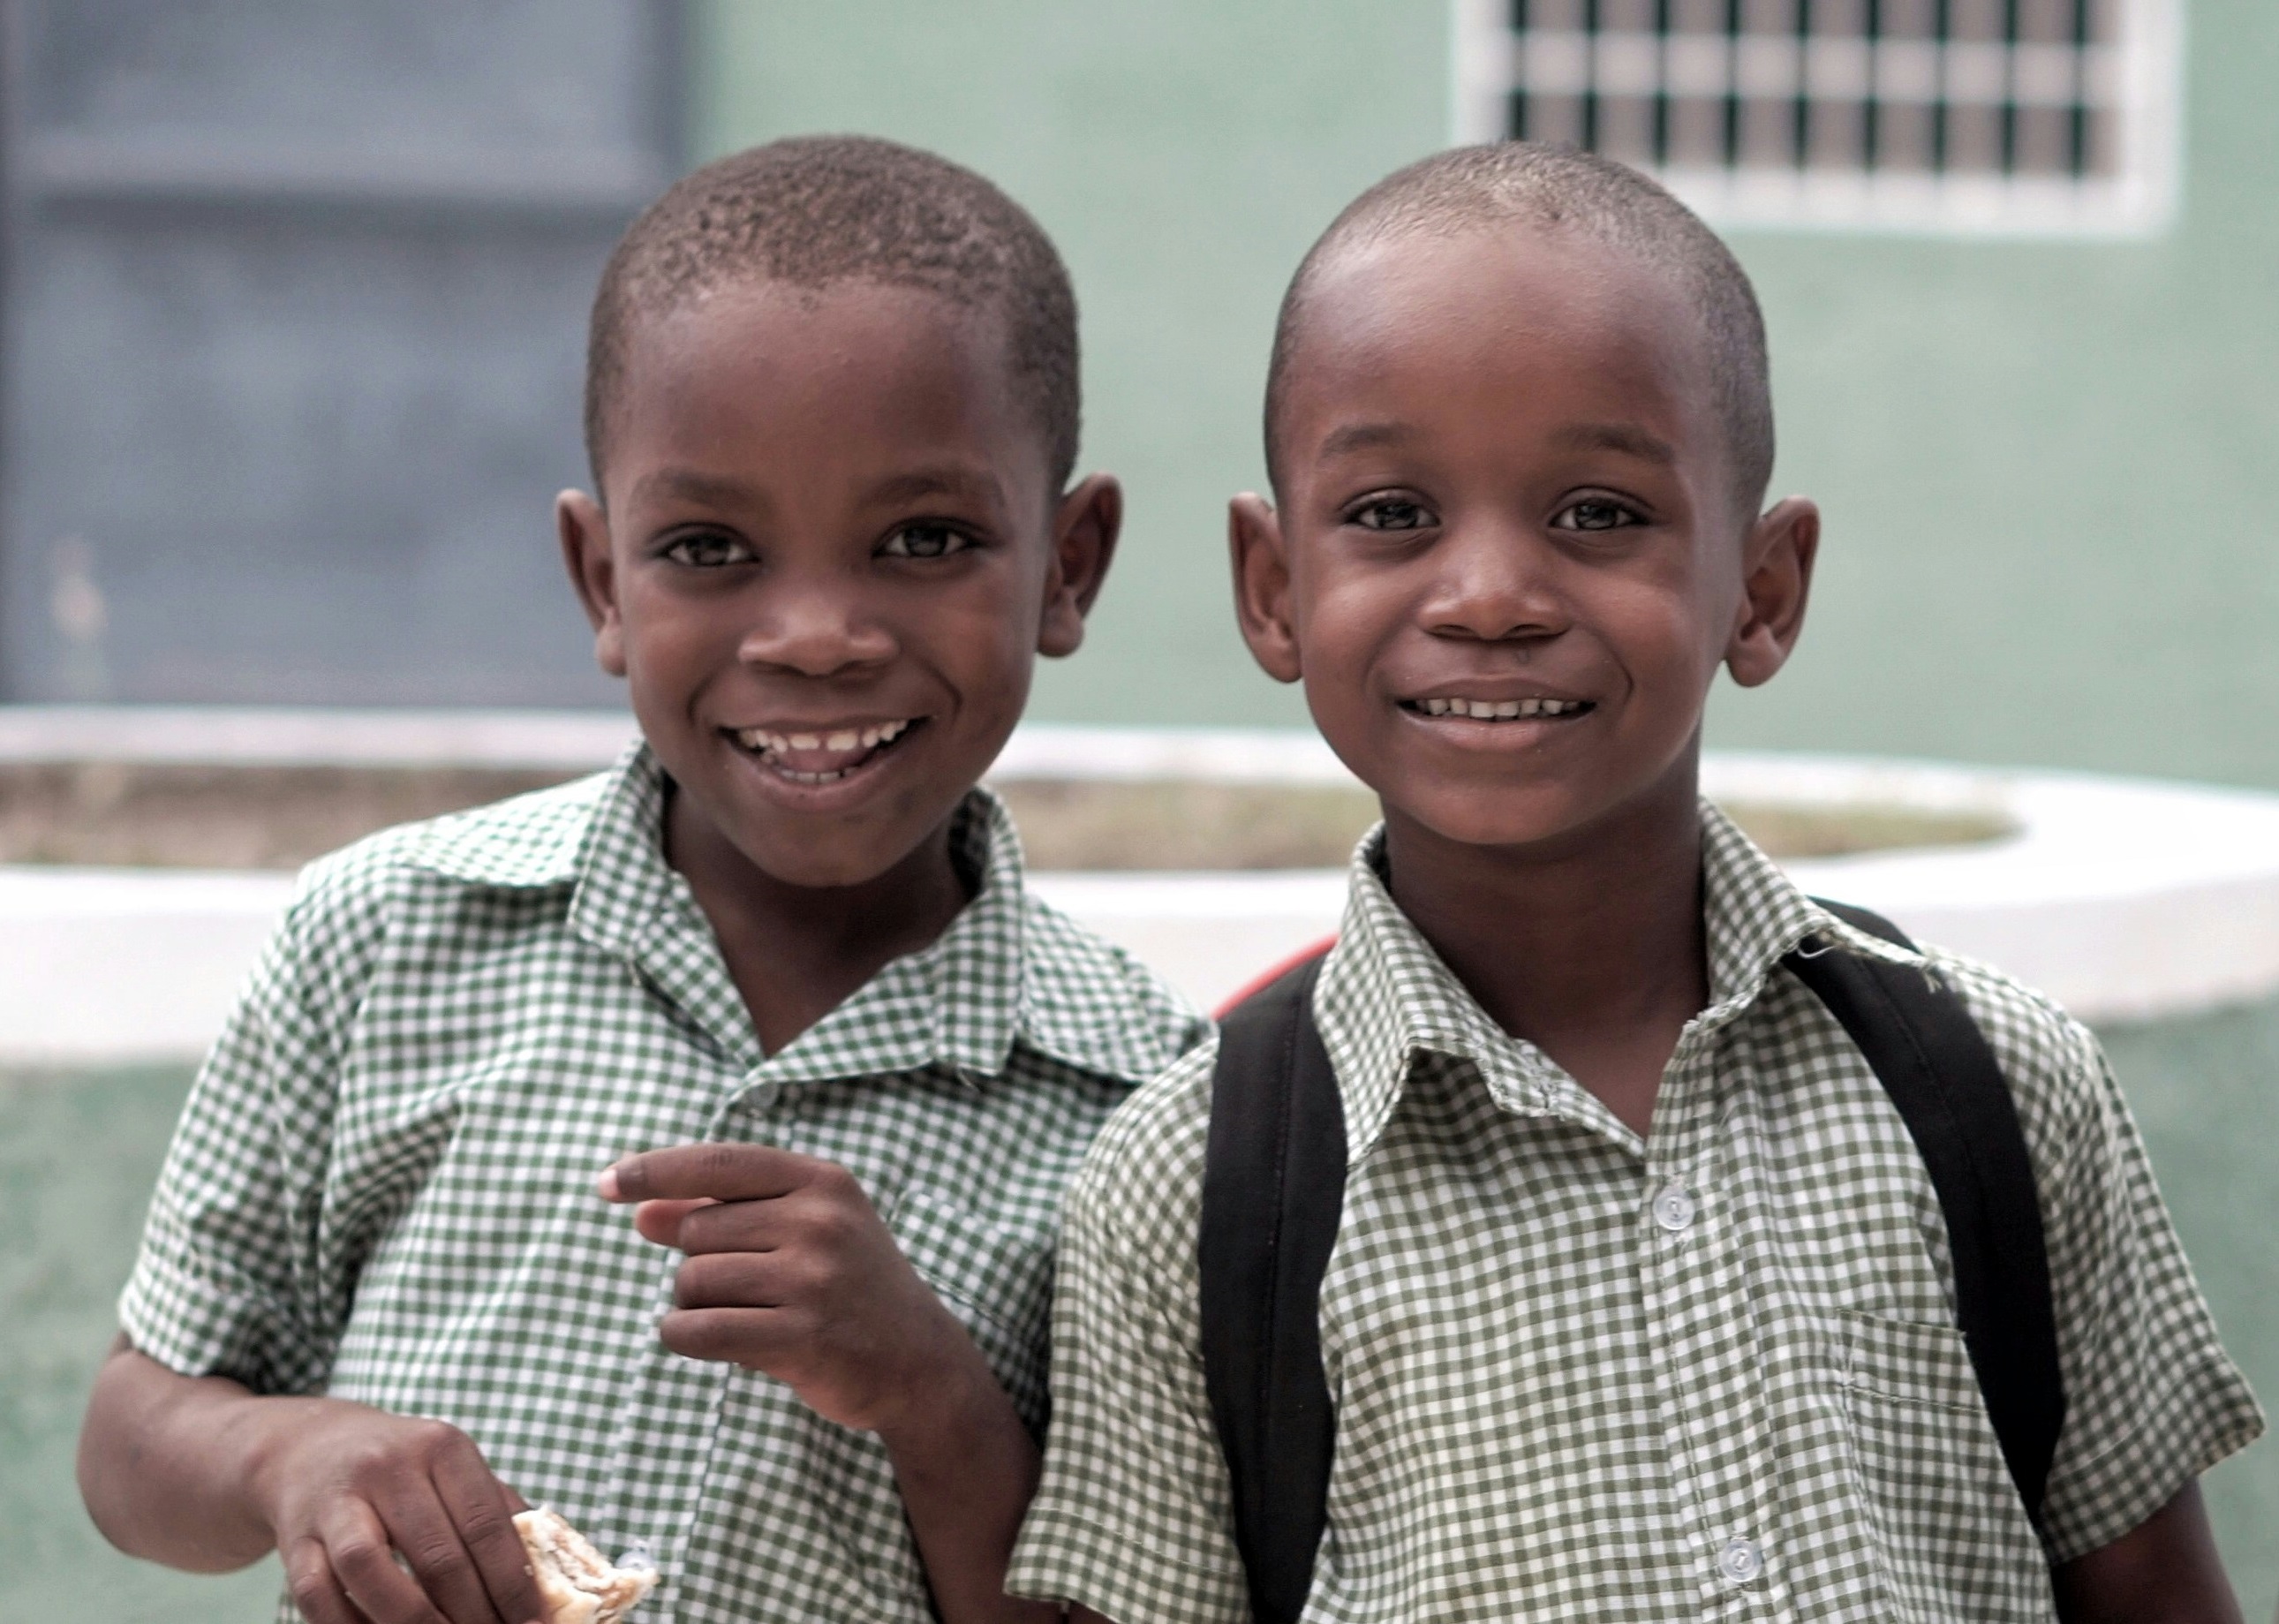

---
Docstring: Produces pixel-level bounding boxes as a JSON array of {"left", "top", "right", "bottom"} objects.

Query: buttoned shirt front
[
  {"left": 1010, "top": 806, "right": 2260, "bottom": 1623},
  {"left": 120, "top": 745, "right": 1205, "bottom": 1624}
]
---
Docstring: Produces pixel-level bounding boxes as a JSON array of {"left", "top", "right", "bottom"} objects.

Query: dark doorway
[{"left": 0, "top": 2, "right": 682, "bottom": 705}]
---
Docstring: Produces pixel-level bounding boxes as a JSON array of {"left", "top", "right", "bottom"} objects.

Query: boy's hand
[
  {"left": 255, "top": 1399, "right": 547, "bottom": 1624},
  {"left": 78, "top": 1341, "right": 547, "bottom": 1624},
  {"left": 601, "top": 1145, "right": 979, "bottom": 1437}
]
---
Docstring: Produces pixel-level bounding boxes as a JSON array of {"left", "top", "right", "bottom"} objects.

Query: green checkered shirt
[
  {"left": 1009, "top": 805, "right": 2260, "bottom": 1622},
  {"left": 120, "top": 744, "right": 1205, "bottom": 1624}
]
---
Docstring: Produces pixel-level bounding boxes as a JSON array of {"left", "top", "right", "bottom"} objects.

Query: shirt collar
[
  {"left": 1315, "top": 799, "right": 1845, "bottom": 1164},
  {"left": 411, "top": 741, "right": 1157, "bottom": 1088}
]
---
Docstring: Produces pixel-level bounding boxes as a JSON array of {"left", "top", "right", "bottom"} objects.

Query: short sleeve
[
  {"left": 1007, "top": 1046, "right": 1251, "bottom": 1624},
  {"left": 2011, "top": 1010, "right": 2264, "bottom": 1560},
  {"left": 117, "top": 859, "right": 387, "bottom": 1394}
]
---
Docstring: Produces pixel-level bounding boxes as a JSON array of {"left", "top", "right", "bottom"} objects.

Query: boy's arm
[
  {"left": 81, "top": 1335, "right": 549, "bottom": 1624},
  {"left": 873, "top": 1352, "right": 1063, "bottom": 1624},
  {"left": 601, "top": 1145, "right": 1061, "bottom": 1624},
  {"left": 2052, "top": 1479, "right": 2239, "bottom": 1624},
  {"left": 86, "top": 865, "right": 548, "bottom": 1624},
  {"left": 1005, "top": 1066, "right": 1251, "bottom": 1624},
  {"left": 1980, "top": 996, "right": 2262, "bottom": 1610}
]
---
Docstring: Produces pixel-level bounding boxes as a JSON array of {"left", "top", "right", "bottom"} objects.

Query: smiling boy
[
  {"left": 79, "top": 137, "right": 1202, "bottom": 1624},
  {"left": 1010, "top": 145, "right": 2259, "bottom": 1621}
]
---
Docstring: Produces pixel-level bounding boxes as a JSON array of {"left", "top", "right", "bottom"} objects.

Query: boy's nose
[
  {"left": 736, "top": 581, "right": 897, "bottom": 676},
  {"left": 1422, "top": 523, "right": 1569, "bottom": 643}
]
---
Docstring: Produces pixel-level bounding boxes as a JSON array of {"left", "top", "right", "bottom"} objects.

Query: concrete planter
[{"left": 7, "top": 709, "right": 2279, "bottom": 1060}]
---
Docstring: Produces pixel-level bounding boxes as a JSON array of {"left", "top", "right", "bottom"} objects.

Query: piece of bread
[{"left": 512, "top": 1507, "right": 658, "bottom": 1624}]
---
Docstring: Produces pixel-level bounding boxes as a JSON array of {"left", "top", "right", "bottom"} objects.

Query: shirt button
[
  {"left": 1717, "top": 1535, "right": 1764, "bottom": 1583},
  {"left": 1650, "top": 1183, "right": 1698, "bottom": 1233}
]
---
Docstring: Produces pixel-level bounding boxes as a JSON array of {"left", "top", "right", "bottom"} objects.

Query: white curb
[{"left": 4, "top": 712, "right": 2278, "bottom": 1061}]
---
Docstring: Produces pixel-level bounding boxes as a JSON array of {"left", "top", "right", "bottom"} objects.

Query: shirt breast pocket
[
  {"left": 888, "top": 1186, "right": 1053, "bottom": 1429},
  {"left": 1838, "top": 1310, "right": 2051, "bottom": 1621}
]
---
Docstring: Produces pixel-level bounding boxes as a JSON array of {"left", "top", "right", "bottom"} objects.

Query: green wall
[
  {"left": 1725, "top": 3, "right": 2279, "bottom": 789},
  {"left": 697, "top": 0, "right": 2279, "bottom": 789}
]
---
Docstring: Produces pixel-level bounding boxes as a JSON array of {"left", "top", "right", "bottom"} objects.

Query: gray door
[{"left": 1, "top": 1, "right": 682, "bottom": 705}]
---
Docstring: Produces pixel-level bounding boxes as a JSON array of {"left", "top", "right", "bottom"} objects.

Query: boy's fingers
[
  {"left": 320, "top": 1498, "right": 451, "bottom": 1624},
  {"left": 656, "top": 1304, "right": 804, "bottom": 1367},
  {"left": 282, "top": 1536, "right": 367, "bottom": 1624},
  {"left": 601, "top": 1143, "right": 819, "bottom": 1205},
  {"left": 630, "top": 1196, "right": 713, "bottom": 1249},
  {"left": 672, "top": 1193, "right": 823, "bottom": 1258},
  {"left": 372, "top": 1486, "right": 502, "bottom": 1624},
  {"left": 427, "top": 1452, "right": 549, "bottom": 1624},
  {"left": 671, "top": 1250, "right": 804, "bottom": 1310}
]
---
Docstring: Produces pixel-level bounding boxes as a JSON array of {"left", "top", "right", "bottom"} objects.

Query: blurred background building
[{"left": 6, "top": 1, "right": 2275, "bottom": 789}]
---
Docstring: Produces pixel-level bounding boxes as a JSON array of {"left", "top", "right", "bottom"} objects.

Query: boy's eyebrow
[
  {"left": 627, "top": 467, "right": 769, "bottom": 510},
  {"left": 864, "top": 465, "right": 1010, "bottom": 510},
  {"left": 1551, "top": 422, "right": 1679, "bottom": 465},
  {"left": 1315, "top": 420, "right": 1415, "bottom": 462},
  {"left": 622, "top": 465, "right": 1009, "bottom": 512}
]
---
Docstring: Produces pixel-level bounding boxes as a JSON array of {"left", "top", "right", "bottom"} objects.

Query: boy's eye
[
  {"left": 1551, "top": 499, "right": 1640, "bottom": 533},
  {"left": 879, "top": 523, "right": 972, "bottom": 560},
  {"left": 1349, "top": 498, "right": 1436, "bottom": 533},
  {"left": 660, "top": 531, "right": 756, "bottom": 567}
]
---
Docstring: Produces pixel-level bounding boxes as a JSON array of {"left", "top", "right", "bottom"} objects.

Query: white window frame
[{"left": 1449, "top": 0, "right": 2185, "bottom": 238}]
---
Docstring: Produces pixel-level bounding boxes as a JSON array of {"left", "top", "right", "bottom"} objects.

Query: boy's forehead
[
  {"left": 630, "top": 279, "right": 999, "bottom": 393},
  {"left": 1279, "top": 227, "right": 1722, "bottom": 471},
  {"left": 604, "top": 281, "right": 1035, "bottom": 480},
  {"left": 590, "top": 279, "right": 1066, "bottom": 525}
]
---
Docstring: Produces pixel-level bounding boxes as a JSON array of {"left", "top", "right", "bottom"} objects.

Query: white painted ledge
[
  {"left": 4, "top": 713, "right": 2278, "bottom": 1060},
  {"left": 0, "top": 866, "right": 297, "bottom": 1064}
]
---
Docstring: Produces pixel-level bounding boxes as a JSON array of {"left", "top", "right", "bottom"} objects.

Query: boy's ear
[
  {"left": 1229, "top": 493, "right": 1302, "bottom": 684},
  {"left": 1724, "top": 495, "right": 1819, "bottom": 689},
  {"left": 556, "top": 489, "right": 628, "bottom": 677},
  {"left": 1037, "top": 473, "right": 1122, "bottom": 659}
]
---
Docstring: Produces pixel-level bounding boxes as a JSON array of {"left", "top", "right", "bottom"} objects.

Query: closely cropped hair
[
  {"left": 1266, "top": 142, "right": 1775, "bottom": 517},
  {"left": 585, "top": 135, "right": 1080, "bottom": 493}
]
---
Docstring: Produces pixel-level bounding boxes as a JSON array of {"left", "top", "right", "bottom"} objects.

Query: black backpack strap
[
  {"left": 1782, "top": 900, "right": 2066, "bottom": 1534},
  {"left": 1199, "top": 950, "right": 1343, "bottom": 1624}
]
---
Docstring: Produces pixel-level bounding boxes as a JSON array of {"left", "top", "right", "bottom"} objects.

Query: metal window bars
[{"left": 1451, "top": 0, "right": 2183, "bottom": 235}]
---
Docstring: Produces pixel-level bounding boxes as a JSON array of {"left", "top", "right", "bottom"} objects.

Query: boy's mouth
[
  {"left": 1400, "top": 696, "right": 1594, "bottom": 721},
  {"left": 727, "top": 717, "right": 924, "bottom": 784}
]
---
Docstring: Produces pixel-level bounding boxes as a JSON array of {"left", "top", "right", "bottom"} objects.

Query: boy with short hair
[
  {"left": 1009, "top": 144, "right": 2260, "bottom": 1621},
  {"left": 79, "top": 136, "right": 1204, "bottom": 1624}
]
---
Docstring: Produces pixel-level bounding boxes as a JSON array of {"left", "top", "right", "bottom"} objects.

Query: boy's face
[
  {"left": 1234, "top": 228, "right": 1815, "bottom": 857},
  {"left": 560, "top": 281, "right": 1115, "bottom": 890}
]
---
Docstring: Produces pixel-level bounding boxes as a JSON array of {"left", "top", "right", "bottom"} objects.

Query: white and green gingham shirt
[
  {"left": 120, "top": 744, "right": 1205, "bottom": 1624},
  {"left": 1010, "top": 806, "right": 2260, "bottom": 1623}
]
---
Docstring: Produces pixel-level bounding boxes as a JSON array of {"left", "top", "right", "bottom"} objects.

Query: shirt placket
[
  {"left": 1640, "top": 1020, "right": 1794, "bottom": 1624},
  {"left": 601, "top": 910, "right": 777, "bottom": 1620}
]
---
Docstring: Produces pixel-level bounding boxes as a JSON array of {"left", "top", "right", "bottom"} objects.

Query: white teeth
[
  {"left": 730, "top": 718, "right": 917, "bottom": 762},
  {"left": 1414, "top": 697, "right": 1585, "bottom": 720}
]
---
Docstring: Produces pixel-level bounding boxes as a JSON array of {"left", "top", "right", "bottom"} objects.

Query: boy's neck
[
  {"left": 665, "top": 789, "right": 972, "bottom": 1057},
  {"left": 1379, "top": 751, "right": 1709, "bottom": 1139}
]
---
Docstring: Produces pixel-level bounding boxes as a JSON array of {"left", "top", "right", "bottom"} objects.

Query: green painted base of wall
[
  {"left": 9, "top": 1002, "right": 2275, "bottom": 1616},
  {"left": 690, "top": 0, "right": 2279, "bottom": 792},
  {"left": 0, "top": 1064, "right": 283, "bottom": 1619}
]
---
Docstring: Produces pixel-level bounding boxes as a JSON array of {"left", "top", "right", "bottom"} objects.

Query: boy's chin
[
  {"left": 716, "top": 816, "right": 951, "bottom": 894},
  {"left": 1384, "top": 785, "right": 1661, "bottom": 859}
]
